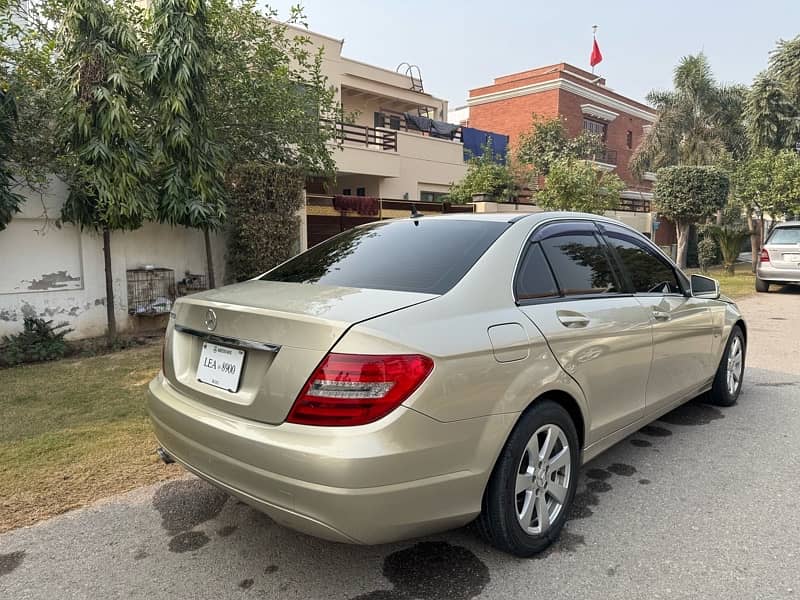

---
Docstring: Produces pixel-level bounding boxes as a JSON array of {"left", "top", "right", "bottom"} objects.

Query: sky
[{"left": 262, "top": 0, "right": 799, "bottom": 109}]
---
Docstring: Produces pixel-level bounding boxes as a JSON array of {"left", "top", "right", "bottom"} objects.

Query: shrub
[
  {"left": 225, "top": 162, "right": 305, "bottom": 282},
  {"left": 0, "top": 318, "right": 73, "bottom": 367},
  {"left": 697, "top": 236, "right": 718, "bottom": 273}
]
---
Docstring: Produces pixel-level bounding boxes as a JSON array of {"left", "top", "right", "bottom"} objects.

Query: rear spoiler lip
[{"left": 173, "top": 324, "right": 281, "bottom": 354}]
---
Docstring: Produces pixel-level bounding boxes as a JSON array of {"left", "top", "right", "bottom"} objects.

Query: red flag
[{"left": 590, "top": 37, "right": 603, "bottom": 67}]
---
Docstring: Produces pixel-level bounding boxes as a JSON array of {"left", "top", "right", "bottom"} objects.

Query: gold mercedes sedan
[{"left": 148, "top": 212, "right": 746, "bottom": 556}]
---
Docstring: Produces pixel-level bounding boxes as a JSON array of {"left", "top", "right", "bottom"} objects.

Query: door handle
[
  {"left": 557, "top": 312, "right": 590, "bottom": 328},
  {"left": 652, "top": 310, "right": 671, "bottom": 321}
]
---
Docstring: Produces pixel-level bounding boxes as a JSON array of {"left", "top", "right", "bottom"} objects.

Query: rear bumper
[
  {"left": 147, "top": 374, "right": 515, "bottom": 544},
  {"left": 757, "top": 263, "right": 800, "bottom": 284}
]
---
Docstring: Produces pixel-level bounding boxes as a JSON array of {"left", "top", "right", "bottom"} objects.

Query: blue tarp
[{"left": 461, "top": 127, "right": 509, "bottom": 164}]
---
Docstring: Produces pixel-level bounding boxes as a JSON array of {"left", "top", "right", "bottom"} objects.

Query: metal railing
[
  {"left": 374, "top": 111, "right": 463, "bottom": 142},
  {"left": 585, "top": 148, "right": 618, "bottom": 165},
  {"left": 617, "top": 196, "right": 651, "bottom": 213},
  {"left": 324, "top": 120, "right": 398, "bottom": 151}
]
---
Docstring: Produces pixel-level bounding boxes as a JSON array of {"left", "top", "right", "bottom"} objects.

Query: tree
[
  {"left": 144, "top": 0, "right": 226, "bottom": 288},
  {"left": 447, "top": 142, "right": 514, "bottom": 203},
  {"left": 631, "top": 54, "right": 747, "bottom": 176},
  {"left": 59, "top": 0, "right": 156, "bottom": 345},
  {"left": 536, "top": 157, "right": 624, "bottom": 214},
  {"left": 516, "top": 114, "right": 603, "bottom": 176},
  {"left": 704, "top": 224, "right": 749, "bottom": 275},
  {"left": 745, "top": 71, "right": 798, "bottom": 152},
  {"left": 653, "top": 165, "right": 730, "bottom": 268},
  {"left": 0, "top": 84, "right": 21, "bottom": 230},
  {"left": 205, "top": 1, "right": 339, "bottom": 176}
]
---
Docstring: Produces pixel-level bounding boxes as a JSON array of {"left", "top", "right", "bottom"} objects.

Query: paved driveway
[{"left": 2, "top": 290, "right": 799, "bottom": 600}]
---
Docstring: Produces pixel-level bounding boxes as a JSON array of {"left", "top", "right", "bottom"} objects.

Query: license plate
[
  {"left": 783, "top": 253, "right": 800, "bottom": 263},
  {"left": 197, "top": 342, "right": 245, "bottom": 392}
]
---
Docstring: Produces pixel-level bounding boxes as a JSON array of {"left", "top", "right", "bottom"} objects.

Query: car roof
[
  {"left": 392, "top": 211, "right": 627, "bottom": 226},
  {"left": 772, "top": 221, "right": 800, "bottom": 228}
]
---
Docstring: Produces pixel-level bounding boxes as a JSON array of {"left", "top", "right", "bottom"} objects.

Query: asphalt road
[{"left": 2, "top": 289, "right": 799, "bottom": 600}]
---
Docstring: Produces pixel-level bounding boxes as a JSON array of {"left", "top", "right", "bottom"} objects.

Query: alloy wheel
[
  {"left": 727, "top": 336, "right": 743, "bottom": 395},
  {"left": 515, "top": 424, "right": 571, "bottom": 535}
]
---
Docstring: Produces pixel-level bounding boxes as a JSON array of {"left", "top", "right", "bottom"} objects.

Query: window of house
[
  {"left": 356, "top": 187, "right": 366, "bottom": 197},
  {"left": 626, "top": 130, "right": 633, "bottom": 149},
  {"left": 420, "top": 191, "right": 448, "bottom": 202},
  {"left": 582, "top": 117, "right": 608, "bottom": 142},
  {"left": 540, "top": 232, "right": 620, "bottom": 296},
  {"left": 342, "top": 188, "right": 352, "bottom": 196},
  {"left": 515, "top": 242, "right": 559, "bottom": 301}
]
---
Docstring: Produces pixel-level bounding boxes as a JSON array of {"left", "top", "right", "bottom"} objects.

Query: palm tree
[
  {"left": 704, "top": 224, "right": 750, "bottom": 276},
  {"left": 631, "top": 54, "right": 747, "bottom": 176}
]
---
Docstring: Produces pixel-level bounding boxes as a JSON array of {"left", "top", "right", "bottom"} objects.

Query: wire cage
[
  {"left": 127, "top": 268, "right": 176, "bottom": 316},
  {"left": 176, "top": 272, "right": 208, "bottom": 297}
]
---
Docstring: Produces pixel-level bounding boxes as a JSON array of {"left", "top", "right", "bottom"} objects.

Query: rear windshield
[
  {"left": 262, "top": 219, "right": 509, "bottom": 294},
  {"left": 768, "top": 226, "right": 800, "bottom": 245}
]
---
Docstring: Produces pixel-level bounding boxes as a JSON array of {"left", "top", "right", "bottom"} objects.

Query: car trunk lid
[{"left": 163, "top": 280, "right": 436, "bottom": 424}]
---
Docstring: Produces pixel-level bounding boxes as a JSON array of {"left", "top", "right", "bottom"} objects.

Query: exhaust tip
[{"left": 156, "top": 447, "right": 175, "bottom": 465}]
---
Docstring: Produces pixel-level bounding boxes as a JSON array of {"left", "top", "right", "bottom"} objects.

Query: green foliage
[
  {"left": 745, "top": 71, "right": 799, "bottom": 152},
  {"left": 632, "top": 54, "right": 747, "bottom": 176},
  {"left": 697, "top": 236, "right": 718, "bottom": 274},
  {"left": 0, "top": 318, "right": 72, "bottom": 366},
  {"left": 516, "top": 114, "right": 604, "bottom": 176},
  {"left": 654, "top": 165, "right": 730, "bottom": 223},
  {"left": 536, "top": 157, "right": 624, "bottom": 214},
  {"left": 734, "top": 149, "right": 800, "bottom": 220},
  {"left": 448, "top": 142, "right": 514, "bottom": 203},
  {"left": 205, "top": 1, "right": 338, "bottom": 176},
  {"left": 144, "top": 0, "right": 226, "bottom": 231},
  {"left": 225, "top": 163, "right": 305, "bottom": 282},
  {"left": 0, "top": 86, "right": 22, "bottom": 230},
  {"left": 704, "top": 224, "right": 750, "bottom": 275},
  {"left": 58, "top": 0, "right": 155, "bottom": 232},
  {"left": 654, "top": 165, "right": 730, "bottom": 267}
]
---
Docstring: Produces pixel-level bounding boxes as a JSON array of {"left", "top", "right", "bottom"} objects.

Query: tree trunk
[
  {"left": 102, "top": 227, "right": 117, "bottom": 347},
  {"left": 747, "top": 212, "right": 759, "bottom": 273},
  {"left": 204, "top": 228, "right": 216, "bottom": 289},
  {"left": 675, "top": 222, "right": 690, "bottom": 269}
]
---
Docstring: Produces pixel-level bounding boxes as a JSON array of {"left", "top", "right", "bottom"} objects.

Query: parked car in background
[
  {"left": 148, "top": 212, "right": 746, "bottom": 557},
  {"left": 756, "top": 222, "right": 800, "bottom": 292}
]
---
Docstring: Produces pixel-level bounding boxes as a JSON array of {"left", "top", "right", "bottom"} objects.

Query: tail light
[
  {"left": 760, "top": 248, "right": 770, "bottom": 263},
  {"left": 287, "top": 353, "right": 434, "bottom": 426}
]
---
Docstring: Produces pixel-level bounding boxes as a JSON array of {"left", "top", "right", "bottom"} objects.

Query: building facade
[{"left": 466, "top": 63, "right": 658, "bottom": 214}]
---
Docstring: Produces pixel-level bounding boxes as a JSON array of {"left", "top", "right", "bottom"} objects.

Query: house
[{"left": 461, "top": 63, "right": 660, "bottom": 237}]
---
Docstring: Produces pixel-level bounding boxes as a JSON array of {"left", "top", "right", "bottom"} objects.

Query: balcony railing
[
  {"left": 617, "top": 196, "right": 651, "bottom": 213},
  {"left": 374, "top": 111, "right": 463, "bottom": 142},
  {"left": 585, "top": 148, "right": 618, "bottom": 165},
  {"left": 325, "top": 120, "right": 398, "bottom": 151}
]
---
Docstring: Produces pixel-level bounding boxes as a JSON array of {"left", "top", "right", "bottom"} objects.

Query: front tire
[
  {"left": 708, "top": 326, "right": 745, "bottom": 406},
  {"left": 755, "top": 278, "right": 769, "bottom": 293},
  {"left": 477, "top": 400, "right": 579, "bottom": 557}
]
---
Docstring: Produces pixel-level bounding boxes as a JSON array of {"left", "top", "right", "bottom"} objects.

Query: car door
[
  {"left": 597, "top": 223, "right": 715, "bottom": 411},
  {"left": 515, "top": 220, "right": 653, "bottom": 444}
]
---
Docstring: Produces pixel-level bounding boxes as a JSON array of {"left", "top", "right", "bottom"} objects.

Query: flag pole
[{"left": 591, "top": 25, "right": 598, "bottom": 74}]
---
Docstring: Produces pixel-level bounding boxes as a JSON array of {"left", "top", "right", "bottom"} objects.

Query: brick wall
[{"left": 469, "top": 88, "right": 560, "bottom": 149}]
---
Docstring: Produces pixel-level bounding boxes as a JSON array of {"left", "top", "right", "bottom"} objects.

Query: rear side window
[
  {"left": 262, "top": 219, "right": 509, "bottom": 294},
  {"left": 540, "top": 233, "right": 620, "bottom": 295},
  {"left": 768, "top": 227, "right": 800, "bottom": 245},
  {"left": 515, "top": 243, "right": 559, "bottom": 300},
  {"left": 601, "top": 226, "right": 682, "bottom": 294}
]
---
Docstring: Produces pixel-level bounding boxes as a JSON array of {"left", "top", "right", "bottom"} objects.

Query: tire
[
  {"left": 708, "top": 326, "right": 746, "bottom": 407},
  {"left": 477, "top": 400, "right": 579, "bottom": 557},
  {"left": 755, "top": 278, "right": 769, "bottom": 293}
]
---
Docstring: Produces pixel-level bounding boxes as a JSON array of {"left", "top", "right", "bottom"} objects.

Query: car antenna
[{"left": 410, "top": 205, "right": 424, "bottom": 221}]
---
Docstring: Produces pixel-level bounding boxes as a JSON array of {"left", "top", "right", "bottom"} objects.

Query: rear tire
[
  {"left": 755, "top": 278, "right": 769, "bottom": 293},
  {"left": 708, "top": 326, "right": 745, "bottom": 407},
  {"left": 477, "top": 400, "right": 579, "bottom": 557}
]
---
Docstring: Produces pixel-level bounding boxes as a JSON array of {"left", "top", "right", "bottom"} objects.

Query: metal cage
[
  {"left": 176, "top": 272, "right": 208, "bottom": 297},
  {"left": 127, "top": 268, "right": 176, "bottom": 316}
]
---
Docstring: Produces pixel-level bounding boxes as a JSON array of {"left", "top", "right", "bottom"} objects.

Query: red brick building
[{"left": 466, "top": 63, "right": 659, "bottom": 215}]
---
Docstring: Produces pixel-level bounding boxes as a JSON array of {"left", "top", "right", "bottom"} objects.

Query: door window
[
  {"left": 601, "top": 225, "right": 683, "bottom": 294},
  {"left": 540, "top": 232, "right": 621, "bottom": 296},
  {"left": 515, "top": 242, "right": 559, "bottom": 301}
]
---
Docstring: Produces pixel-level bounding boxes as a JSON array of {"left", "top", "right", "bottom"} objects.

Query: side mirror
[{"left": 690, "top": 274, "right": 720, "bottom": 299}]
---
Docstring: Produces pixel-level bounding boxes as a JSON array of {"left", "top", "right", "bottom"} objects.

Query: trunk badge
[{"left": 204, "top": 309, "right": 218, "bottom": 332}]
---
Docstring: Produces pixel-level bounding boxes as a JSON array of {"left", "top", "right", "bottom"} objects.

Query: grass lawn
[
  {"left": 686, "top": 265, "right": 756, "bottom": 300},
  {"left": 0, "top": 343, "right": 180, "bottom": 533}
]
